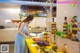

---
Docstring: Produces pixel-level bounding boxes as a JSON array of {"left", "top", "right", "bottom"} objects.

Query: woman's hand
[{"left": 26, "top": 36, "right": 30, "bottom": 39}]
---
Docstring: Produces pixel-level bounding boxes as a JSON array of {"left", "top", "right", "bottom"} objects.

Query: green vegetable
[{"left": 55, "top": 31, "right": 65, "bottom": 38}]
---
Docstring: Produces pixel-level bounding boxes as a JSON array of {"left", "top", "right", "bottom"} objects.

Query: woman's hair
[{"left": 18, "top": 15, "right": 34, "bottom": 29}]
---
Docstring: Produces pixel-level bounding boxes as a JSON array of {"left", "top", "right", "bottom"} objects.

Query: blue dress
[{"left": 14, "top": 23, "right": 29, "bottom": 53}]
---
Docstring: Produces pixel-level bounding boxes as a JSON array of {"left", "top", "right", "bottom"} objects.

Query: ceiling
[{"left": 19, "top": 0, "right": 56, "bottom": 3}]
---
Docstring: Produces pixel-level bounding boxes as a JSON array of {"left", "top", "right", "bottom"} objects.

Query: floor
[
  {"left": 0, "top": 43, "right": 29, "bottom": 53},
  {"left": 0, "top": 44, "right": 14, "bottom": 53}
]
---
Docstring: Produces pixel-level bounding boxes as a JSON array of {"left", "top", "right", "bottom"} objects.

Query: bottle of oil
[
  {"left": 51, "top": 18, "right": 57, "bottom": 34},
  {"left": 63, "top": 17, "right": 69, "bottom": 38},
  {"left": 63, "top": 17, "right": 68, "bottom": 34},
  {"left": 43, "top": 28, "right": 49, "bottom": 42},
  {"left": 71, "top": 16, "right": 78, "bottom": 41},
  {"left": 62, "top": 44, "right": 68, "bottom": 53}
]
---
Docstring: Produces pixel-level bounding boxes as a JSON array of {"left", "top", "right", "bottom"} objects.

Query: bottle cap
[{"left": 65, "top": 17, "right": 67, "bottom": 20}]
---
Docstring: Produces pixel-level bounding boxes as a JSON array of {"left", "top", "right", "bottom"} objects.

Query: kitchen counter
[
  {"left": 0, "top": 28, "right": 18, "bottom": 30},
  {"left": 0, "top": 28, "right": 18, "bottom": 42},
  {"left": 55, "top": 36, "right": 80, "bottom": 53},
  {"left": 25, "top": 39, "right": 62, "bottom": 53},
  {"left": 0, "top": 28, "right": 45, "bottom": 42}
]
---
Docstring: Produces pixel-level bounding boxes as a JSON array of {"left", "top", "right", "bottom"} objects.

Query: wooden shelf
[
  {"left": 11, "top": 20, "right": 21, "bottom": 23},
  {"left": 0, "top": 41, "right": 14, "bottom": 44}
]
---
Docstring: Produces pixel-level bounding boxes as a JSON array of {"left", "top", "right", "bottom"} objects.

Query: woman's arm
[{"left": 18, "top": 22, "right": 30, "bottom": 38}]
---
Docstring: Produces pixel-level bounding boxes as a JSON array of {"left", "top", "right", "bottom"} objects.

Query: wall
[
  {"left": 0, "top": 3, "right": 20, "bottom": 27},
  {"left": 0, "top": 29, "right": 17, "bottom": 42},
  {"left": 0, "top": 3, "right": 47, "bottom": 28},
  {"left": 29, "top": 17, "right": 47, "bottom": 28},
  {"left": 76, "top": 0, "right": 80, "bottom": 16},
  {"left": 0, "top": 3, "right": 50, "bottom": 28},
  {"left": 56, "top": 0, "right": 80, "bottom": 31}
]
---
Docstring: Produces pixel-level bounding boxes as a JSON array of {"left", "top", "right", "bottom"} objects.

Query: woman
[{"left": 14, "top": 15, "right": 34, "bottom": 53}]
